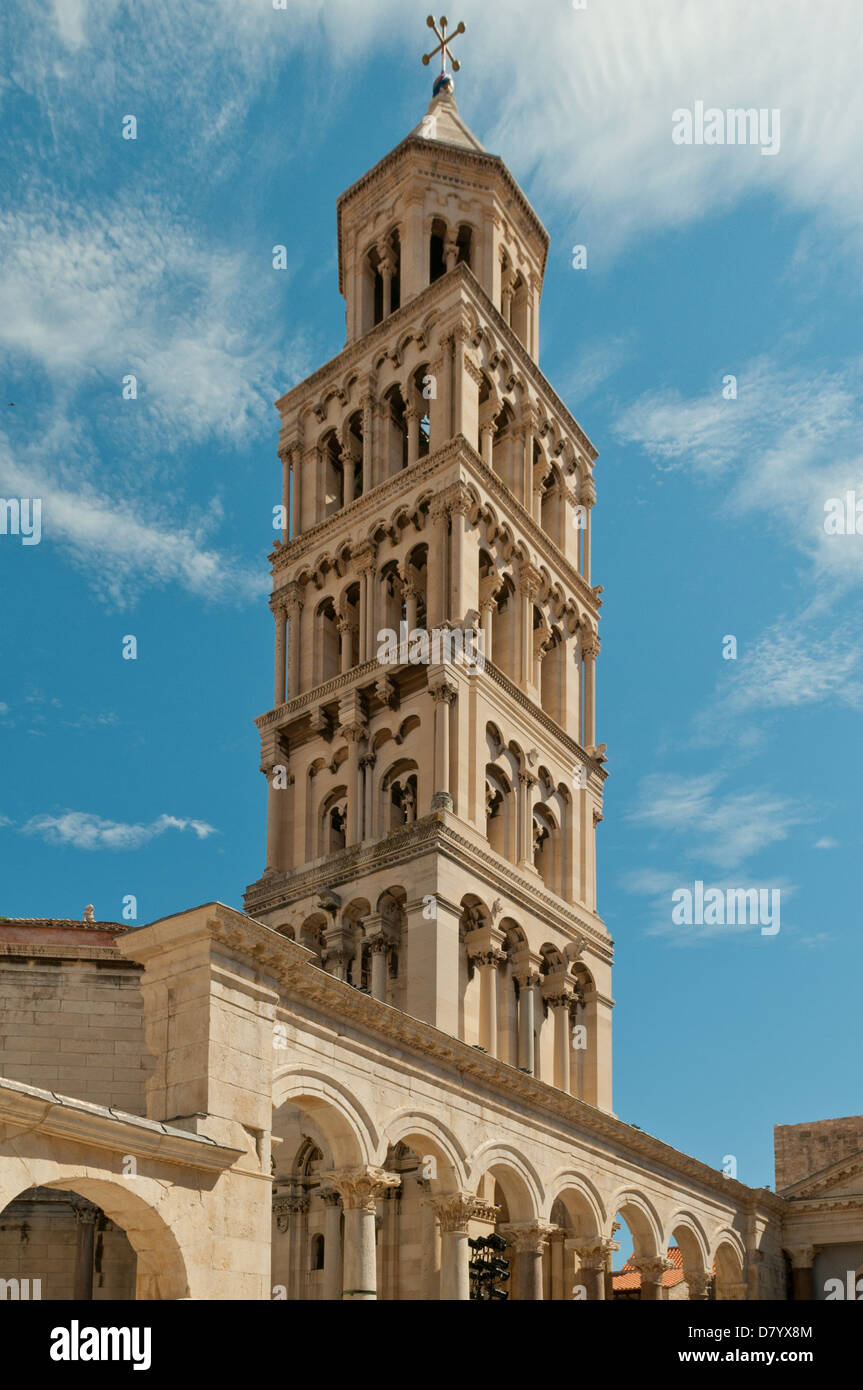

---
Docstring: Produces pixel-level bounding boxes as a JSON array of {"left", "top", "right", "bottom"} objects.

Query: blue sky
[{"left": 1, "top": 0, "right": 860, "bottom": 1200}]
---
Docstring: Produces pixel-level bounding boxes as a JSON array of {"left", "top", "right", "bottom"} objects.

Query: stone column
[
  {"left": 401, "top": 193, "right": 426, "bottom": 302},
  {"left": 430, "top": 679, "right": 457, "bottom": 811},
  {"left": 321, "top": 1190, "right": 343, "bottom": 1301},
  {"left": 451, "top": 328, "right": 466, "bottom": 440},
  {"left": 419, "top": 1180, "right": 442, "bottom": 1300},
  {"left": 532, "top": 473, "right": 545, "bottom": 525},
  {"left": 369, "top": 934, "right": 389, "bottom": 1001},
  {"left": 465, "top": 927, "right": 506, "bottom": 1057},
  {"left": 403, "top": 580, "right": 418, "bottom": 635},
  {"left": 427, "top": 499, "right": 449, "bottom": 630},
  {"left": 480, "top": 419, "right": 496, "bottom": 468},
  {"left": 272, "top": 600, "right": 287, "bottom": 707},
  {"left": 548, "top": 992, "right": 573, "bottom": 1092},
  {"left": 572, "top": 1237, "right": 618, "bottom": 1300},
  {"left": 354, "top": 545, "right": 376, "bottom": 663},
  {"left": 500, "top": 1223, "right": 554, "bottom": 1300},
  {"left": 278, "top": 445, "right": 292, "bottom": 543},
  {"left": 582, "top": 632, "right": 599, "bottom": 750},
  {"left": 381, "top": 1185, "right": 401, "bottom": 1301},
  {"left": 289, "top": 440, "right": 304, "bottom": 537},
  {"left": 427, "top": 1192, "right": 477, "bottom": 1301},
  {"left": 634, "top": 1255, "right": 674, "bottom": 1301},
  {"left": 518, "top": 564, "right": 541, "bottom": 689},
  {"left": 548, "top": 1229, "right": 566, "bottom": 1301},
  {"left": 518, "top": 771, "right": 537, "bottom": 868},
  {"left": 339, "top": 718, "right": 365, "bottom": 847},
  {"left": 444, "top": 231, "right": 459, "bottom": 273},
  {"left": 448, "top": 486, "right": 472, "bottom": 621},
  {"left": 788, "top": 1246, "right": 815, "bottom": 1301},
  {"left": 327, "top": 1167, "right": 400, "bottom": 1300},
  {"left": 262, "top": 741, "right": 288, "bottom": 875},
  {"left": 286, "top": 587, "right": 303, "bottom": 700},
  {"left": 322, "top": 924, "right": 354, "bottom": 983},
  {"left": 685, "top": 1268, "right": 712, "bottom": 1300},
  {"left": 405, "top": 405, "right": 421, "bottom": 467},
  {"left": 360, "top": 752, "right": 376, "bottom": 841},
  {"left": 337, "top": 614, "right": 353, "bottom": 674},
  {"left": 378, "top": 250, "right": 394, "bottom": 320},
  {"left": 73, "top": 1206, "right": 96, "bottom": 1300},
  {"left": 515, "top": 970, "right": 540, "bottom": 1073},
  {"left": 580, "top": 479, "right": 596, "bottom": 583},
  {"left": 340, "top": 445, "right": 356, "bottom": 507},
  {"left": 286, "top": 1194, "right": 309, "bottom": 1300},
  {"left": 428, "top": 341, "right": 451, "bottom": 451},
  {"left": 360, "top": 390, "right": 375, "bottom": 491},
  {"left": 501, "top": 269, "right": 513, "bottom": 327}
]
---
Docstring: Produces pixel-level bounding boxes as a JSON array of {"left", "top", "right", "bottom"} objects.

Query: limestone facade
[{"left": 1, "top": 82, "right": 860, "bottom": 1302}]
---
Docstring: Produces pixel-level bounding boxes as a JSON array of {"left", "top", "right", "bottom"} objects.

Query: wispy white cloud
[
  {"left": 0, "top": 195, "right": 286, "bottom": 446},
  {"left": 0, "top": 424, "right": 270, "bottom": 606},
  {"left": 814, "top": 837, "right": 839, "bottom": 849},
  {"left": 558, "top": 334, "right": 634, "bottom": 404},
  {"left": 7, "top": 1, "right": 863, "bottom": 262},
  {"left": 710, "top": 622, "right": 863, "bottom": 718},
  {"left": 629, "top": 772, "right": 811, "bottom": 870},
  {"left": 19, "top": 809, "right": 217, "bottom": 851},
  {"left": 616, "top": 357, "right": 863, "bottom": 589}
]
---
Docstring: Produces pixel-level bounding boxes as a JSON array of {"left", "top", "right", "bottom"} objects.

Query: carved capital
[
  {"left": 581, "top": 631, "right": 600, "bottom": 661},
  {"left": 499, "top": 1221, "right": 555, "bottom": 1255},
  {"left": 424, "top": 1190, "right": 480, "bottom": 1235},
  {"left": 571, "top": 1236, "right": 620, "bottom": 1270},
  {"left": 518, "top": 562, "right": 542, "bottom": 598},
  {"left": 326, "top": 1166, "right": 400, "bottom": 1213},
  {"left": 631, "top": 1255, "right": 675, "bottom": 1281}
]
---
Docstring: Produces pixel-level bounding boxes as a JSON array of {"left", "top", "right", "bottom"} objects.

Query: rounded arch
[
  {"left": 377, "top": 1110, "right": 470, "bottom": 1190},
  {"left": 712, "top": 1231, "right": 746, "bottom": 1299},
  {"left": 609, "top": 1188, "right": 664, "bottom": 1256},
  {"left": 271, "top": 1068, "right": 378, "bottom": 1168},
  {"left": 0, "top": 1167, "right": 190, "bottom": 1300},
  {"left": 664, "top": 1210, "right": 711, "bottom": 1270},
  {"left": 543, "top": 1169, "right": 606, "bottom": 1234},
  {"left": 469, "top": 1142, "right": 543, "bottom": 1221}
]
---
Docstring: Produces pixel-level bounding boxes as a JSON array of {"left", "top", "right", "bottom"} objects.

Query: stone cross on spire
[{"left": 422, "top": 14, "right": 466, "bottom": 97}]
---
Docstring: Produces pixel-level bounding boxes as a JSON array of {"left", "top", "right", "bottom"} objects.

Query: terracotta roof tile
[{"left": 612, "top": 1245, "right": 686, "bottom": 1291}]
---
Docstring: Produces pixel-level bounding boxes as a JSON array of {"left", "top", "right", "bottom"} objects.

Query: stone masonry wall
[
  {"left": 0, "top": 956, "right": 151, "bottom": 1113},
  {"left": 774, "top": 1115, "right": 863, "bottom": 1191}
]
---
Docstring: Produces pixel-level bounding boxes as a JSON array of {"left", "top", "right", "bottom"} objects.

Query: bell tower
[{"left": 244, "top": 28, "right": 613, "bottom": 1112}]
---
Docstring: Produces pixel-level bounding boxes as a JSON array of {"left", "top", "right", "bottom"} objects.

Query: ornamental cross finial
[{"left": 422, "top": 14, "right": 466, "bottom": 77}]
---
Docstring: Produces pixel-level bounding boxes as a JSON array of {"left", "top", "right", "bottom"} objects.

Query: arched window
[
  {"left": 485, "top": 766, "right": 516, "bottom": 863},
  {"left": 315, "top": 598, "right": 340, "bottom": 685},
  {"left": 491, "top": 574, "right": 518, "bottom": 680},
  {"left": 533, "top": 805, "right": 557, "bottom": 889},
  {"left": 430, "top": 217, "right": 447, "bottom": 283},
  {"left": 540, "top": 626, "right": 565, "bottom": 725},
  {"left": 310, "top": 1234, "right": 325, "bottom": 1271},
  {"left": 457, "top": 223, "right": 473, "bottom": 268}
]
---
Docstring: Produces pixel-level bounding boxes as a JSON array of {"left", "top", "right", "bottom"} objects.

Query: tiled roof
[
  {"left": 612, "top": 1245, "right": 685, "bottom": 1291},
  {"left": 0, "top": 918, "right": 128, "bottom": 931}
]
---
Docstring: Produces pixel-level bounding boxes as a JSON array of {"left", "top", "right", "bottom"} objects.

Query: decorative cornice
[{"left": 244, "top": 814, "right": 611, "bottom": 958}]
